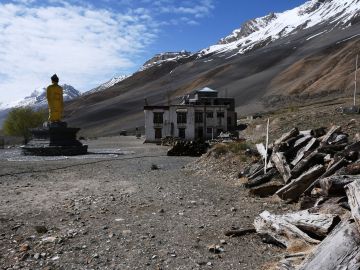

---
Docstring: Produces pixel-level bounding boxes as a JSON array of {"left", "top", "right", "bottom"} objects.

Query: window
[
  {"left": 178, "top": 128, "right": 186, "bottom": 139},
  {"left": 153, "top": 112, "right": 163, "bottom": 124},
  {"left": 195, "top": 112, "right": 203, "bottom": 123},
  {"left": 217, "top": 112, "right": 225, "bottom": 118},
  {"left": 206, "top": 112, "right": 213, "bottom": 118},
  {"left": 177, "top": 112, "right": 187, "bottom": 124},
  {"left": 207, "top": 127, "right": 213, "bottom": 134}
]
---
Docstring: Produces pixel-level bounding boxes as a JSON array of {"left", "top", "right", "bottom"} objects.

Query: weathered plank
[
  {"left": 320, "top": 125, "right": 341, "bottom": 144},
  {"left": 281, "top": 210, "right": 340, "bottom": 238},
  {"left": 276, "top": 165, "right": 325, "bottom": 201},
  {"left": 318, "top": 143, "right": 347, "bottom": 154},
  {"left": 346, "top": 181, "right": 360, "bottom": 233},
  {"left": 291, "top": 151, "right": 325, "bottom": 179},
  {"left": 249, "top": 182, "right": 284, "bottom": 198},
  {"left": 291, "top": 138, "right": 318, "bottom": 166},
  {"left": 256, "top": 143, "right": 267, "bottom": 160},
  {"left": 345, "top": 162, "right": 360, "bottom": 175},
  {"left": 303, "top": 157, "right": 348, "bottom": 195},
  {"left": 244, "top": 168, "right": 278, "bottom": 188},
  {"left": 274, "top": 128, "right": 300, "bottom": 146},
  {"left": 298, "top": 219, "right": 360, "bottom": 270},
  {"left": 320, "top": 175, "right": 358, "bottom": 197},
  {"left": 254, "top": 211, "right": 320, "bottom": 250},
  {"left": 271, "top": 152, "right": 292, "bottom": 183}
]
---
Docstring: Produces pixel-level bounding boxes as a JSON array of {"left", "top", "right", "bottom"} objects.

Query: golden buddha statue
[{"left": 46, "top": 74, "right": 63, "bottom": 122}]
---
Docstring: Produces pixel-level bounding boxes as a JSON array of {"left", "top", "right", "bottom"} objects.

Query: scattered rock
[
  {"left": 220, "top": 239, "right": 227, "bottom": 245},
  {"left": 34, "top": 225, "right": 48, "bottom": 234},
  {"left": 208, "top": 244, "right": 224, "bottom": 253},
  {"left": 33, "top": 253, "right": 40, "bottom": 260},
  {"left": 41, "top": 236, "right": 57, "bottom": 243},
  {"left": 19, "top": 243, "right": 30, "bottom": 252}
]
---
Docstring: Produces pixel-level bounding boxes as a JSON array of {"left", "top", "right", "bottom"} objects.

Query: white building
[{"left": 144, "top": 87, "right": 237, "bottom": 142}]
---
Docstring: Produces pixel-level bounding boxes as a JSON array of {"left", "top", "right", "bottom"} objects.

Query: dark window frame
[
  {"left": 177, "top": 112, "right": 187, "bottom": 124},
  {"left": 178, "top": 128, "right": 186, "bottom": 139},
  {"left": 153, "top": 112, "right": 164, "bottom": 124},
  {"left": 217, "top": 112, "right": 225, "bottom": 118},
  {"left": 206, "top": 112, "right": 213, "bottom": 118},
  {"left": 195, "top": 112, "right": 203, "bottom": 123}
]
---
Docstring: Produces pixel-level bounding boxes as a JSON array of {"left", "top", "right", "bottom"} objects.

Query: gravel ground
[{"left": 0, "top": 136, "right": 290, "bottom": 270}]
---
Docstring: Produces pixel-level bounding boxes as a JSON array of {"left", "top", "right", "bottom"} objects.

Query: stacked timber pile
[
  {"left": 242, "top": 126, "right": 360, "bottom": 270},
  {"left": 161, "top": 136, "right": 179, "bottom": 146},
  {"left": 167, "top": 140, "right": 209, "bottom": 157}
]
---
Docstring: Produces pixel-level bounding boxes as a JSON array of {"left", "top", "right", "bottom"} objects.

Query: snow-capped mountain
[
  {"left": 84, "top": 75, "right": 129, "bottom": 95},
  {"left": 200, "top": 0, "right": 360, "bottom": 56},
  {"left": 3, "top": 84, "right": 81, "bottom": 109},
  {"left": 65, "top": 0, "right": 360, "bottom": 136},
  {"left": 139, "top": 51, "right": 192, "bottom": 71}
]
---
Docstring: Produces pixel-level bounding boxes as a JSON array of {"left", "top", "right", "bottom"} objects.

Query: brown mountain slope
[
  {"left": 270, "top": 39, "right": 360, "bottom": 97},
  {"left": 64, "top": 22, "right": 360, "bottom": 136}
]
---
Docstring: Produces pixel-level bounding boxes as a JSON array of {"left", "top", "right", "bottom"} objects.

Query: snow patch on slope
[
  {"left": 2, "top": 84, "right": 81, "bottom": 109},
  {"left": 200, "top": 0, "right": 360, "bottom": 57},
  {"left": 85, "top": 75, "right": 129, "bottom": 95}
]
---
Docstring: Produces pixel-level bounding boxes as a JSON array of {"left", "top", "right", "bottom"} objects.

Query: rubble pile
[
  {"left": 161, "top": 136, "right": 179, "bottom": 146},
  {"left": 167, "top": 140, "right": 209, "bottom": 157},
  {"left": 242, "top": 125, "right": 360, "bottom": 269}
]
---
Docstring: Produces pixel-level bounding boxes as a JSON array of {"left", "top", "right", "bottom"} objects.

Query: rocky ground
[
  {"left": 1, "top": 97, "right": 359, "bottom": 270},
  {"left": 0, "top": 136, "right": 295, "bottom": 270}
]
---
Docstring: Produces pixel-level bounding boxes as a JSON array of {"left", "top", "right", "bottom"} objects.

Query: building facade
[{"left": 144, "top": 87, "right": 237, "bottom": 142}]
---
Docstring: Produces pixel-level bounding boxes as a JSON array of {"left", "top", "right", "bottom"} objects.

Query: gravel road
[{"left": 0, "top": 136, "right": 288, "bottom": 270}]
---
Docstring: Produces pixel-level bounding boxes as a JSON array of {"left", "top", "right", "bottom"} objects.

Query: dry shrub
[{"left": 211, "top": 141, "right": 252, "bottom": 158}]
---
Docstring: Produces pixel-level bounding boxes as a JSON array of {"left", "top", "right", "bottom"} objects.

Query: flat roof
[{"left": 196, "top": 87, "right": 218, "bottom": 93}]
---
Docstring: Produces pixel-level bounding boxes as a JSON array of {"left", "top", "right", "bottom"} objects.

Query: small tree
[{"left": 2, "top": 107, "right": 47, "bottom": 143}]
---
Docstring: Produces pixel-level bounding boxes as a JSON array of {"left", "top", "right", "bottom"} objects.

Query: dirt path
[{"left": 0, "top": 137, "right": 287, "bottom": 270}]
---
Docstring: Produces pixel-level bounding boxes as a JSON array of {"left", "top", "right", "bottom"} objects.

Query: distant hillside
[
  {"left": 0, "top": 84, "right": 80, "bottom": 126},
  {"left": 64, "top": 0, "right": 360, "bottom": 136}
]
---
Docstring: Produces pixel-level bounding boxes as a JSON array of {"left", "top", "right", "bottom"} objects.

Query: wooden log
[
  {"left": 241, "top": 162, "right": 262, "bottom": 178},
  {"left": 280, "top": 210, "right": 340, "bottom": 239},
  {"left": 345, "top": 162, "right": 360, "bottom": 175},
  {"left": 274, "top": 127, "right": 299, "bottom": 146},
  {"left": 244, "top": 168, "right": 277, "bottom": 188},
  {"left": 271, "top": 152, "right": 292, "bottom": 183},
  {"left": 276, "top": 165, "right": 325, "bottom": 201},
  {"left": 284, "top": 135, "right": 312, "bottom": 160},
  {"left": 247, "top": 165, "right": 264, "bottom": 180},
  {"left": 318, "top": 143, "right": 347, "bottom": 154},
  {"left": 328, "top": 133, "right": 348, "bottom": 145},
  {"left": 291, "top": 138, "right": 318, "bottom": 166},
  {"left": 303, "top": 158, "right": 349, "bottom": 195},
  {"left": 256, "top": 143, "right": 267, "bottom": 160},
  {"left": 346, "top": 181, "right": 360, "bottom": 233},
  {"left": 321, "top": 157, "right": 348, "bottom": 178},
  {"left": 254, "top": 210, "right": 320, "bottom": 249},
  {"left": 300, "top": 130, "right": 312, "bottom": 136},
  {"left": 298, "top": 219, "right": 360, "bottom": 270},
  {"left": 319, "top": 175, "right": 358, "bottom": 197},
  {"left": 320, "top": 125, "right": 341, "bottom": 145},
  {"left": 311, "top": 127, "right": 326, "bottom": 138},
  {"left": 291, "top": 151, "right": 325, "bottom": 179},
  {"left": 249, "top": 182, "right": 284, "bottom": 198}
]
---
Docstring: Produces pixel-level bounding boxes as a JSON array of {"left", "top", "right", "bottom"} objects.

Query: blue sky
[{"left": 0, "top": 0, "right": 307, "bottom": 104}]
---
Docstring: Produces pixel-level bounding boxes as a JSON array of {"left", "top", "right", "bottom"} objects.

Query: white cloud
[
  {"left": 0, "top": 2, "right": 158, "bottom": 104},
  {"left": 0, "top": 0, "right": 215, "bottom": 104}
]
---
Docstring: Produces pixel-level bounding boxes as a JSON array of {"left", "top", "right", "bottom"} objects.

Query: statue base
[{"left": 21, "top": 122, "right": 88, "bottom": 156}]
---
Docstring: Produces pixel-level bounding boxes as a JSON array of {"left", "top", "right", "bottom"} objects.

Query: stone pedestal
[{"left": 21, "top": 122, "right": 87, "bottom": 156}]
